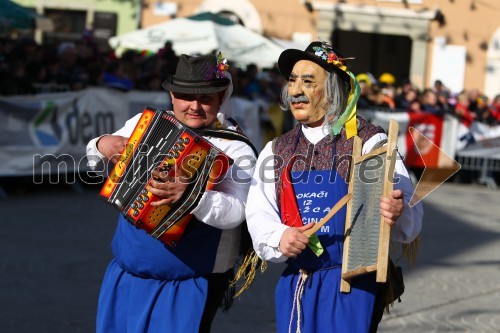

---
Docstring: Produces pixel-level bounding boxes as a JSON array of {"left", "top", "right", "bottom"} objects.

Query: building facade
[
  {"left": 14, "top": 0, "right": 139, "bottom": 51},
  {"left": 141, "top": 0, "right": 500, "bottom": 98}
]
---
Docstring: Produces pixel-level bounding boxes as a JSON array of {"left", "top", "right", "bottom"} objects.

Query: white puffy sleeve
[
  {"left": 190, "top": 138, "right": 257, "bottom": 230},
  {"left": 245, "top": 141, "right": 289, "bottom": 263},
  {"left": 85, "top": 113, "right": 142, "bottom": 169}
]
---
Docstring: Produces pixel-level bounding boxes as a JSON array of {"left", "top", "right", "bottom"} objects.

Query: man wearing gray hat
[{"left": 86, "top": 53, "right": 256, "bottom": 333}]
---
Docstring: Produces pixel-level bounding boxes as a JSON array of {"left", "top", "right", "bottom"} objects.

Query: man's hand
[
  {"left": 96, "top": 135, "right": 128, "bottom": 163},
  {"left": 380, "top": 189, "right": 404, "bottom": 226},
  {"left": 279, "top": 223, "right": 315, "bottom": 258},
  {"left": 148, "top": 166, "right": 190, "bottom": 207}
]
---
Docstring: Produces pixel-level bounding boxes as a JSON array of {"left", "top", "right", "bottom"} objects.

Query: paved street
[{"left": 0, "top": 180, "right": 499, "bottom": 332}]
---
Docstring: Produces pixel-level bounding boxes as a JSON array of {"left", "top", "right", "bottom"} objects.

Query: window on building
[{"left": 43, "top": 9, "right": 87, "bottom": 46}]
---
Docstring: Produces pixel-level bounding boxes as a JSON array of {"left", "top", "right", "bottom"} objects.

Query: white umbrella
[{"left": 108, "top": 12, "right": 284, "bottom": 68}]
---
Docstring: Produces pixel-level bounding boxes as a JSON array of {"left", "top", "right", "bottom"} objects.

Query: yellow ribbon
[{"left": 329, "top": 60, "right": 360, "bottom": 139}]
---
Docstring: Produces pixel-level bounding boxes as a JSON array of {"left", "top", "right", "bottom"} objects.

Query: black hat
[
  {"left": 277, "top": 41, "right": 350, "bottom": 81},
  {"left": 162, "top": 54, "right": 230, "bottom": 94}
]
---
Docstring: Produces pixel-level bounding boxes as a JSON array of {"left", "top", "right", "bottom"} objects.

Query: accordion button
[
  {"left": 137, "top": 203, "right": 144, "bottom": 209},
  {"left": 183, "top": 138, "right": 190, "bottom": 144},
  {"left": 131, "top": 203, "right": 137, "bottom": 209},
  {"left": 141, "top": 189, "right": 148, "bottom": 195},
  {"left": 173, "top": 152, "right": 180, "bottom": 158},
  {"left": 133, "top": 210, "right": 139, "bottom": 217},
  {"left": 142, "top": 196, "right": 149, "bottom": 202}
]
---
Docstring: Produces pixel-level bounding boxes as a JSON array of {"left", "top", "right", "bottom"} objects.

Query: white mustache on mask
[{"left": 288, "top": 95, "right": 309, "bottom": 103}]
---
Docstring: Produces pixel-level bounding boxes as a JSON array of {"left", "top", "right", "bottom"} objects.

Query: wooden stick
[
  {"left": 340, "top": 136, "right": 362, "bottom": 293},
  {"left": 303, "top": 193, "right": 352, "bottom": 237},
  {"left": 376, "top": 119, "right": 399, "bottom": 282}
]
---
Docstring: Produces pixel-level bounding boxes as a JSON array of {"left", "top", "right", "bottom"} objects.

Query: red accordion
[{"left": 100, "top": 107, "right": 233, "bottom": 246}]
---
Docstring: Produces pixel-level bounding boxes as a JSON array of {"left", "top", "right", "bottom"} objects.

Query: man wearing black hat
[
  {"left": 245, "top": 41, "right": 423, "bottom": 332},
  {"left": 86, "top": 53, "right": 256, "bottom": 333}
]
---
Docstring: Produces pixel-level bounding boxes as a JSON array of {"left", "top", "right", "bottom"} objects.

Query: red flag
[{"left": 405, "top": 113, "right": 443, "bottom": 168}]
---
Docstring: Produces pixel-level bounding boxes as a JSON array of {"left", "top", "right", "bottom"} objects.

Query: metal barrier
[{"left": 456, "top": 155, "right": 500, "bottom": 189}]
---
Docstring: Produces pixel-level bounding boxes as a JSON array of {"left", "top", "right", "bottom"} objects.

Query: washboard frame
[{"left": 340, "top": 119, "right": 399, "bottom": 293}]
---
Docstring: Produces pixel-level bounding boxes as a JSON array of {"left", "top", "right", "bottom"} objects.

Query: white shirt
[{"left": 245, "top": 124, "right": 424, "bottom": 263}]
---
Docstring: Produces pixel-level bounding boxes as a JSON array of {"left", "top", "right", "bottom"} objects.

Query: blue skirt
[
  {"left": 96, "top": 259, "right": 208, "bottom": 333},
  {"left": 96, "top": 214, "right": 225, "bottom": 332}
]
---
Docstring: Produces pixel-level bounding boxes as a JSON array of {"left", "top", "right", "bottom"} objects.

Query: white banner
[{"left": 0, "top": 88, "right": 170, "bottom": 176}]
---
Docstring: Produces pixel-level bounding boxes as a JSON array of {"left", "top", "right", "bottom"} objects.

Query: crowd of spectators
[
  {"left": 1, "top": 34, "right": 499, "bottom": 128},
  {"left": 0, "top": 34, "right": 285, "bottom": 101},
  {"left": 356, "top": 72, "right": 500, "bottom": 127},
  {"left": 0, "top": 34, "right": 179, "bottom": 95}
]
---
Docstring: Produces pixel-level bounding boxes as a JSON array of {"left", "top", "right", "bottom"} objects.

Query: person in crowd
[
  {"left": 467, "top": 88, "right": 481, "bottom": 114},
  {"left": 157, "top": 40, "right": 177, "bottom": 63},
  {"left": 371, "top": 83, "right": 396, "bottom": 110},
  {"left": 455, "top": 92, "right": 476, "bottom": 127},
  {"left": 487, "top": 94, "right": 500, "bottom": 124},
  {"left": 421, "top": 89, "right": 444, "bottom": 115},
  {"left": 399, "top": 78, "right": 414, "bottom": 95},
  {"left": 377, "top": 73, "right": 398, "bottom": 110},
  {"left": 86, "top": 53, "right": 256, "bottom": 333},
  {"left": 408, "top": 97, "right": 425, "bottom": 114},
  {"left": 245, "top": 41, "right": 423, "bottom": 333},
  {"left": 397, "top": 88, "right": 419, "bottom": 111},
  {"left": 102, "top": 59, "right": 135, "bottom": 91},
  {"left": 395, "top": 78, "right": 417, "bottom": 111},
  {"left": 55, "top": 42, "right": 82, "bottom": 88},
  {"left": 433, "top": 80, "right": 446, "bottom": 94},
  {"left": 475, "top": 94, "right": 495, "bottom": 125},
  {"left": 357, "top": 78, "right": 372, "bottom": 109},
  {"left": 378, "top": 72, "right": 396, "bottom": 87},
  {"left": 433, "top": 79, "right": 448, "bottom": 96},
  {"left": 243, "top": 63, "right": 262, "bottom": 100},
  {"left": 437, "top": 90, "right": 453, "bottom": 114}
]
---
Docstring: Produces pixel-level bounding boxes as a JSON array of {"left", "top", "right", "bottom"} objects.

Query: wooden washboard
[{"left": 340, "top": 119, "right": 399, "bottom": 293}]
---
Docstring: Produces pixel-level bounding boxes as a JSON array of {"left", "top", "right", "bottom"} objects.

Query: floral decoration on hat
[
  {"left": 216, "top": 52, "right": 229, "bottom": 79},
  {"left": 311, "top": 41, "right": 354, "bottom": 68}
]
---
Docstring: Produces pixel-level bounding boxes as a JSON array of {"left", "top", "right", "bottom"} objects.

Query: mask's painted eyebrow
[{"left": 289, "top": 73, "right": 315, "bottom": 80}]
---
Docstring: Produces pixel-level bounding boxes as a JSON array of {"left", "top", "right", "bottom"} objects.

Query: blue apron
[
  {"left": 275, "top": 168, "right": 377, "bottom": 333},
  {"left": 96, "top": 214, "right": 223, "bottom": 333}
]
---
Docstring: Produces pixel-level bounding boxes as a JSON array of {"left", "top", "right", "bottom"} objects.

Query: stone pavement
[{"left": 0, "top": 181, "right": 499, "bottom": 332}]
